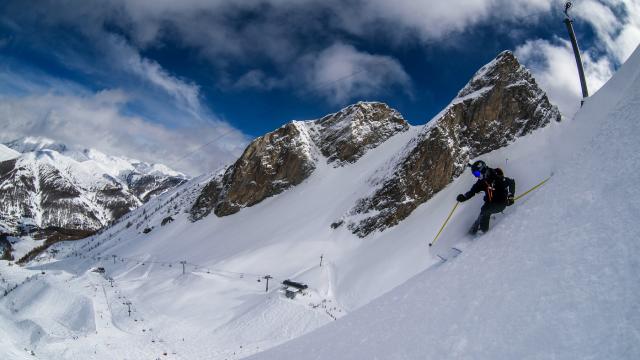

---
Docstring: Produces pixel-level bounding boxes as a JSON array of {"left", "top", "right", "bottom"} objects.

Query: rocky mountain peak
[
  {"left": 310, "top": 102, "right": 409, "bottom": 166},
  {"left": 190, "top": 121, "right": 317, "bottom": 220},
  {"left": 342, "top": 51, "right": 561, "bottom": 237},
  {"left": 456, "top": 50, "right": 524, "bottom": 98},
  {"left": 189, "top": 50, "right": 558, "bottom": 227},
  {"left": 190, "top": 102, "right": 410, "bottom": 221}
]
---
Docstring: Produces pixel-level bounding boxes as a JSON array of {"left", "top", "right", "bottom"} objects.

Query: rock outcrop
[
  {"left": 343, "top": 51, "right": 561, "bottom": 237},
  {"left": 310, "top": 102, "right": 409, "bottom": 166},
  {"left": 189, "top": 52, "right": 559, "bottom": 228},
  {"left": 190, "top": 102, "right": 410, "bottom": 221},
  {"left": 190, "top": 121, "right": 317, "bottom": 219}
]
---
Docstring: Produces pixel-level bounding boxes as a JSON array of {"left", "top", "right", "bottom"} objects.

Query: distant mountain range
[{"left": 0, "top": 137, "right": 188, "bottom": 240}]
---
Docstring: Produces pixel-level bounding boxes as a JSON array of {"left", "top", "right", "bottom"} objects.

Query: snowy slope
[
  {"left": 0, "top": 123, "right": 559, "bottom": 356},
  {"left": 0, "top": 144, "right": 19, "bottom": 162},
  {"left": 247, "top": 46, "right": 640, "bottom": 359},
  {"left": 0, "top": 138, "right": 188, "bottom": 235}
]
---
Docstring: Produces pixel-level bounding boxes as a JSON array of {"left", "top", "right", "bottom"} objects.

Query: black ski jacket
[{"left": 460, "top": 168, "right": 515, "bottom": 205}]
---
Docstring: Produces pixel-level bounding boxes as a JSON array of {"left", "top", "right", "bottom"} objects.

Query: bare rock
[
  {"left": 345, "top": 51, "right": 561, "bottom": 237},
  {"left": 190, "top": 101, "right": 412, "bottom": 220},
  {"left": 310, "top": 102, "right": 409, "bottom": 166},
  {"left": 190, "top": 121, "right": 316, "bottom": 219}
]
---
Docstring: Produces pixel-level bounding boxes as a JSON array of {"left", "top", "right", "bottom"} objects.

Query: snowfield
[
  {"left": 1, "top": 45, "right": 640, "bottom": 359},
  {"left": 0, "top": 144, "right": 20, "bottom": 162},
  {"left": 247, "top": 45, "right": 640, "bottom": 360}
]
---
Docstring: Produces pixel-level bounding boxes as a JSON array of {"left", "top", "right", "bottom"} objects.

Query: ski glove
[
  {"left": 456, "top": 194, "right": 466, "bottom": 202},
  {"left": 507, "top": 195, "right": 515, "bottom": 206}
]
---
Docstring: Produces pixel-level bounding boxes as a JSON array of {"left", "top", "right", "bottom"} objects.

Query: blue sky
[{"left": 0, "top": 0, "right": 637, "bottom": 175}]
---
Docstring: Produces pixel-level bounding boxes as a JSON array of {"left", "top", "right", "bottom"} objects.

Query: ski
[{"left": 436, "top": 247, "right": 462, "bottom": 262}]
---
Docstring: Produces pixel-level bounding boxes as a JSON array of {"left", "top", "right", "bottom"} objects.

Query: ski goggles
[{"left": 472, "top": 170, "right": 482, "bottom": 177}]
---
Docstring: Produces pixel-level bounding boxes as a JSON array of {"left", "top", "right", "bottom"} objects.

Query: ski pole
[
  {"left": 429, "top": 202, "right": 459, "bottom": 247},
  {"left": 514, "top": 175, "right": 552, "bottom": 202}
]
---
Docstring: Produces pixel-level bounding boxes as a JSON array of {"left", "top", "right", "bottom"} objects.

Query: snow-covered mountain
[
  {"left": 190, "top": 101, "right": 408, "bottom": 220},
  {"left": 189, "top": 52, "right": 559, "bottom": 236},
  {"left": 2, "top": 47, "right": 638, "bottom": 360},
  {"left": 344, "top": 51, "right": 560, "bottom": 236},
  {"left": 0, "top": 137, "right": 188, "bottom": 239},
  {"left": 249, "top": 45, "right": 640, "bottom": 360}
]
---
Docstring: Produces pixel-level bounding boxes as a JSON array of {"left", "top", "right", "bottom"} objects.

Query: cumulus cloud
[
  {"left": 0, "top": 88, "right": 247, "bottom": 176},
  {"left": 0, "top": 64, "right": 248, "bottom": 175},
  {"left": 297, "top": 43, "right": 412, "bottom": 105},
  {"left": 230, "top": 44, "right": 412, "bottom": 105},
  {"left": 573, "top": 0, "right": 640, "bottom": 63},
  {"left": 0, "top": 0, "right": 559, "bottom": 95},
  {"left": 516, "top": 39, "right": 614, "bottom": 118},
  {"left": 515, "top": 0, "right": 639, "bottom": 118},
  {"left": 0, "top": 0, "right": 637, "bottom": 171}
]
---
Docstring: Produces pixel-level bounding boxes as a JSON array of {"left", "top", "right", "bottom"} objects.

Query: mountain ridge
[
  {"left": 0, "top": 138, "right": 188, "bottom": 240},
  {"left": 342, "top": 50, "right": 561, "bottom": 236},
  {"left": 188, "top": 51, "right": 560, "bottom": 237}
]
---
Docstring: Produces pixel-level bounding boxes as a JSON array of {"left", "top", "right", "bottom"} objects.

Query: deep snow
[
  {"left": 1, "top": 45, "right": 639, "bottom": 360},
  {"left": 246, "top": 45, "right": 640, "bottom": 359}
]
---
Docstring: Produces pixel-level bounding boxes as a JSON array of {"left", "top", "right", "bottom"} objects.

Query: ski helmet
[{"left": 470, "top": 160, "right": 487, "bottom": 177}]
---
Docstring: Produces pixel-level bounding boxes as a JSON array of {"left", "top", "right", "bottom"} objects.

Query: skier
[{"left": 456, "top": 160, "right": 515, "bottom": 234}]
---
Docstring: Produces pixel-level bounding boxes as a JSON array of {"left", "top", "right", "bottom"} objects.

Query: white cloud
[
  {"left": 114, "top": 37, "right": 202, "bottom": 114},
  {"left": 574, "top": 0, "right": 640, "bottom": 63},
  {"left": 101, "top": 0, "right": 556, "bottom": 48},
  {"left": 0, "top": 0, "right": 559, "bottom": 90},
  {"left": 73, "top": 34, "right": 207, "bottom": 122},
  {"left": 516, "top": 39, "right": 614, "bottom": 118},
  {"left": 1, "top": 0, "right": 636, "bottom": 170},
  {"left": 232, "top": 70, "right": 282, "bottom": 91},
  {"left": 298, "top": 43, "right": 412, "bottom": 105},
  {"left": 0, "top": 22, "right": 251, "bottom": 176},
  {"left": 230, "top": 44, "right": 412, "bottom": 104},
  {"left": 0, "top": 71, "right": 248, "bottom": 175},
  {"left": 351, "top": 0, "right": 554, "bottom": 41},
  {"left": 514, "top": 0, "right": 639, "bottom": 119}
]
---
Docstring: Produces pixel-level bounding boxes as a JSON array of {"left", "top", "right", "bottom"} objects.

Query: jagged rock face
[
  {"left": 191, "top": 122, "right": 316, "bottom": 219},
  {"left": 190, "top": 102, "right": 410, "bottom": 221},
  {"left": 127, "top": 173, "right": 186, "bottom": 203},
  {"left": 345, "top": 51, "right": 561, "bottom": 237},
  {"left": 190, "top": 176, "right": 224, "bottom": 221},
  {"left": 0, "top": 159, "right": 36, "bottom": 222},
  {"left": 311, "top": 102, "right": 409, "bottom": 165}
]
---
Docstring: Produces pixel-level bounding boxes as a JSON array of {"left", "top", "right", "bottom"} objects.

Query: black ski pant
[{"left": 471, "top": 202, "right": 506, "bottom": 233}]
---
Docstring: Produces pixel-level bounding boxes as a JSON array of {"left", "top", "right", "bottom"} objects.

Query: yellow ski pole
[
  {"left": 514, "top": 175, "right": 552, "bottom": 202},
  {"left": 429, "top": 202, "right": 459, "bottom": 247},
  {"left": 429, "top": 174, "right": 550, "bottom": 248}
]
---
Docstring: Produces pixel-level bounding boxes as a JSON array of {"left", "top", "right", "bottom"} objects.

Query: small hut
[{"left": 282, "top": 279, "right": 308, "bottom": 299}]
